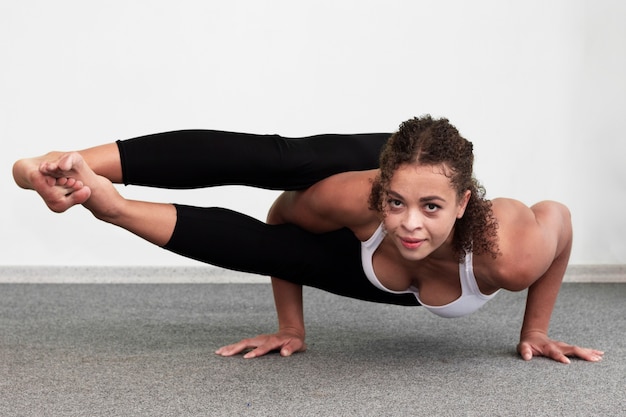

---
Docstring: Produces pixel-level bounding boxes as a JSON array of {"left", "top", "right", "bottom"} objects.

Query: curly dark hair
[{"left": 368, "top": 115, "right": 499, "bottom": 261}]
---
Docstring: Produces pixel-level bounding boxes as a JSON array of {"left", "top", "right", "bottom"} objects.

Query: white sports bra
[{"left": 361, "top": 224, "right": 499, "bottom": 318}]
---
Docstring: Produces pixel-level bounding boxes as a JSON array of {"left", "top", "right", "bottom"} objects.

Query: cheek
[
  {"left": 382, "top": 215, "right": 399, "bottom": 231},
  {"left": 382, "top": 210, "right": 408, "bottom": 232},
  {"left": 443, "top": 217, "right": 461, "bottom": 237},
  {"left": 429, "top": 215, "right": 458, "bottom": 237}
]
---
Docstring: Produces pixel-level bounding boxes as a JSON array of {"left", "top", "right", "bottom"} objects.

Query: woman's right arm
[
  {"left": 214, "top": 193, "right": 310, "bottom": 358},
  {"left": 213, "top": 276, "right": 307, "bottom": 358},
  {"left": 214, "top": 170, "right": 379, "bottom": 358}
]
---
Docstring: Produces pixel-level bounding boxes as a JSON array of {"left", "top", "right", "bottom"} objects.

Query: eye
[
  {"left": 386, "top": 198, "right": 404, "bottom": 210},
  {"left": 424, "top": 203, "right": 440, "bottom": 212}
]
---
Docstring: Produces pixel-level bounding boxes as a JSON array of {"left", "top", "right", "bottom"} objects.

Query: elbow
[
  {"left": 267, "top": 192, "right": 293, "bottom": 225},
  {"left": 267, "top": 200, "right": 283, "bottom": 225}
]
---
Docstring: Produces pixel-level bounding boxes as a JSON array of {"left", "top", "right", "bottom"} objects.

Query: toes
[
  {"left": 45, "top": 186, "right": 91, "bottom": 213},
  {"left": 57, "top": 152, "right": 83, "bottom": 172},
  {"left": 70, "top": 186, "right": 91, "bottom": 205}
]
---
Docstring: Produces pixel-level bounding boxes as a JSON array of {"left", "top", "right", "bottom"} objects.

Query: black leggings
[
  {"left": 117, "top": 129, "right": 389, "bottom": 190},
  {"left": 117, "top": 130, "right": 418, "bottom": 306}
]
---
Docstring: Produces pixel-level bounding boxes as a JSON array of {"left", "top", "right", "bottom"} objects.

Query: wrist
[
  {"left": 278, "top": 325, "right": 305, "bottom": 339},
  {"left": 520, "top": 328, "right": 547, "bottom": 339}
]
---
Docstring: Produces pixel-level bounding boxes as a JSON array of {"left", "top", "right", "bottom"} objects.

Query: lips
[{"left": 400, "top": 237, "right": 425, "bottom": 249}]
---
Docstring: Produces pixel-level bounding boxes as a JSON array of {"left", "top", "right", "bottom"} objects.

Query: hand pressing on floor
[
  {"left": 215, "top": 329, "right": 307, "bottom": 359},
  {"left": 517, "top": 331, "right": 604, "bottom": 364}
]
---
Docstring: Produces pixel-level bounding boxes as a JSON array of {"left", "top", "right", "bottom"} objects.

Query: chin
[
  {"left": 397, "top": 246, "right": 430, "bottom": 261},
  {"left": 404, "top": 253, "right": 429, "bottom": 262}
]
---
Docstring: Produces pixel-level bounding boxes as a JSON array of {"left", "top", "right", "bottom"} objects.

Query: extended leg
[
  {"left": 14, "top": 130, "right": 390, "bottom": 211},
  {"left": 21, "top": 150, "right": 417, "bottom": 306},
  {"left": 117, "top": 130, "right": 390, "bottom": 190}
]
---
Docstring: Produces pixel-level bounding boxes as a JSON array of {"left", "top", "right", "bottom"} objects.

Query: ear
[{"left": 456, "top": 190, "right": 471, "bottom": 219}]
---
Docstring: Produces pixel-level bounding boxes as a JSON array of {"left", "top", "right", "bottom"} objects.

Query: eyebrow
[
  {"left": 419, "top": 195, "right": 447, "bottom": 203},
  {"left": 387, "top": 190, "right": 448, "bottom": 204}
]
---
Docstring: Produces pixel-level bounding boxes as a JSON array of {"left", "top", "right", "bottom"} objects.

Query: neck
[{"left": 429, "top": 229, "right": 459, "bottom": 262}]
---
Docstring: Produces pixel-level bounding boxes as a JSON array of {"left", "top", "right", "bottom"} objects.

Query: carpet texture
[{"left": 0, "top": 282, "right": 624, "bottom": 416}]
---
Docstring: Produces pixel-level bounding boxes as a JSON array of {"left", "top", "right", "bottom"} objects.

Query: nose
[{"left": 401, "top": 209, "right": 423, "bottom": 231}]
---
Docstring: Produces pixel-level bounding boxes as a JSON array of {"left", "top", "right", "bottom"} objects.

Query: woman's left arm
[{"left": 490, "top": 199, "right": 604, "bottom": 363}]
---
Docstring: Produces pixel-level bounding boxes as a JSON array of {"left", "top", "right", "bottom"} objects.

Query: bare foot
[
  {"left": 13, "top": 152, "right": 124, "bottom": 217},
  {"left": 13, "top": 153, "right": 91, "bottom": 213},
  {"left": 13, "top": 152, "right": 62, "bottom": 189},
  {"left": 39, "top": 152, "right": 125, "bottom": 220},
  {"left": 16, "top": 151, "right": 176, "bottom": 246}
]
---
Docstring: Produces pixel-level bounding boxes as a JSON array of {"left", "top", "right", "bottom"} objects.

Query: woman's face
[{"left": 382, "top": 162, "right": 470, "bottom": 261}]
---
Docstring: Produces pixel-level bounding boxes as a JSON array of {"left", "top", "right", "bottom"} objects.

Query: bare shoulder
[
  {"left": 475, "top": 198, "right": 570, "bottom": 291},
  {"left": 490, "top": 198, "right": 570, "bottom": 239},
  {"left": 490, "top": 198, "right": 535, "bottom": 226},
  {"left": 273, "top": 170, "right": 381, "bottom": 237}
]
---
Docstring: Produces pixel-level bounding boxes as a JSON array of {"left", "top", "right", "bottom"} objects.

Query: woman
[{"left": 13, "top": 116, "right": 603, "bottom": 364}]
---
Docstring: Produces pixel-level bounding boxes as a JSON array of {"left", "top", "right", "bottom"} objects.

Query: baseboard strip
[{"left": 0, "top": 265, "right": 624, "bottom": 284}]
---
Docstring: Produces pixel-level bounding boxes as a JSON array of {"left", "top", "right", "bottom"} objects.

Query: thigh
[
  {"left": 164, "top": 204, "right": 419, "bottom": 306},
  {"left": 117, "top": 130, "right": 390, "bottom": 190}
]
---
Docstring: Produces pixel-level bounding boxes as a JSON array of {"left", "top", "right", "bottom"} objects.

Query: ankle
[{"left": 84, "top": 179, "right": 127, "bottom": 224}]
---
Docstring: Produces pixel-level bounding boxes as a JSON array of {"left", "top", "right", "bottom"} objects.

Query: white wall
[{"left": 2, "top": 0, "right": 625, "bottom": 266}]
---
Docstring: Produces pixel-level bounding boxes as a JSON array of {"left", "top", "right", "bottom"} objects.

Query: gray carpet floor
[{"left": 0, "top": 282, "right": 624, "bottom": 417}]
